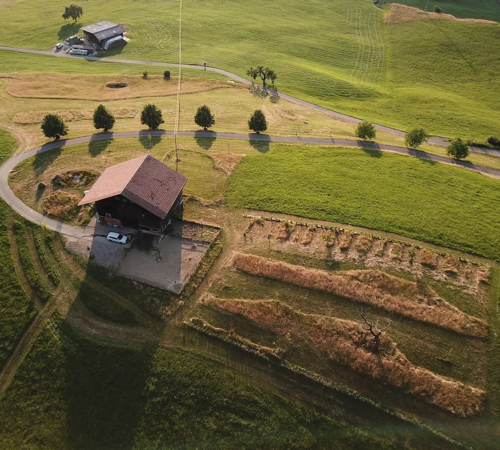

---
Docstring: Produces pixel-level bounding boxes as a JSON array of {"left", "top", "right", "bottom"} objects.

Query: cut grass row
[
  {"left": 0, "top": 316, "right": 397, "bottom": 449},
  {"left": 226, "top": 145, "right": 500, "bottom": 260},
  {"left": 32, "top": 227, "right": 60, "bottom": 286}
]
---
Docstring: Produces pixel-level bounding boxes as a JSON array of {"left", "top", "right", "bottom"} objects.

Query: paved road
[
  {"left": 1, "top": 130, "right": 499, "bottom": 239},
  {"left": 0, "top": 45, "right": 450, "bottom": 146}
]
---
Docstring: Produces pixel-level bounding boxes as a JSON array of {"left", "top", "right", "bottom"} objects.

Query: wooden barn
[
  {"left": 81, "top": 21, "right": 129, "bottom": 50},
  {"left": 78, "top": 155, "right": 187, "bottom": 234}
]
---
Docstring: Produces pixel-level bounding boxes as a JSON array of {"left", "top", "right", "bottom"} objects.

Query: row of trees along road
[{"left": 40, "top": 104, "right": 269, "bottom": 139}]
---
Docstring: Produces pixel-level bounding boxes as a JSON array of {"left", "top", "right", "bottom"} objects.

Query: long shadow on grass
[
  {"left": 139, "top": 133, "right": 162, "bottom": 152},
  {"left": 194, "top": 132, "right": 214, "bottom": 151},
  {"left": 88, "top": 137, "right": 113, "bottom": 157},
  {"left": 57, "top": 23, "right": 81, "bottom": 41},
  {"left": 33, "top": 147, "right": 61, "bottom": 175}
]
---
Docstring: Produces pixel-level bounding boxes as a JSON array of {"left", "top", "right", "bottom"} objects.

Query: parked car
[
  {"left": 107, "top": 232, "right": 128, "bottom": 244},
  {"left": 55, "top": 43, "right": 63, "bottom": 49}
]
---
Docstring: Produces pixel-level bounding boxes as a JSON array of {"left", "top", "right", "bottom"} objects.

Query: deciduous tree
[
  {"left": 62, "top": 4, "right": 83, "bottom": 23},
  {"left": 41, "top": 114, "right": 68, "bottom": 140},
  {"left": 141, "top": 104, "right": 164, "bottom": 130},
  {"left": 447, "top": 137, "right": 469, "bottom": 159},
  {"left": 194, "top": 105, "right": 215, "bottom": 131},
  {"left": 248, "top": 110, "right": 267, "bottom": 134},
  {"left": 405, "top": 128, "right": 429, "bottom": 148},
  {"left": 246, "top": 66, "right": 277, "bottom": 87},
  {"left": 355, "top": 120, "right": 376, "bottom": 140},
  {"left": 93, "top": 104, "right": 115, "bottom": 132}
]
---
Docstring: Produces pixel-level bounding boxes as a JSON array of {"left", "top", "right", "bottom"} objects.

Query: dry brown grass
[
  {"left": 43, "top": 191, "right": 81, "bottom": 220},
  {"left": 337, "top": 232, "right": 352, "bottom": 250},
  {"left": 276, "top": 221, "right": 295, "bottom": 240},
  {"left": 207, "top": 153, "right": 244, "bottom": 176},
  {"left": 477, "top": 266, "right": 491, "bottom": 285},
  {"left": 205, "top": 297, "right": 484, "bottom": 416},
  {"left": 300, "top": 227, "right": 316, "bottom": 246},
  {"left": 14, "top": 108, "right": 137, "bottom": 124},
  {"left": 354, "top": 235, "right": 372, "bottom": 255},
  {"left": 232, "top": 253, "right": 487, "bottom": 337},
  {"left": 419, "top": 248, "right": 439, "bottom": 268},
  {"left": 384, "top": 4, "right": 497, "bottom": 25},
  {"left": 442, "top": 255, "right": 460, "bottom": 275},
  {"left": 7, "top": 73, "right": 230, "bottom": 101}
]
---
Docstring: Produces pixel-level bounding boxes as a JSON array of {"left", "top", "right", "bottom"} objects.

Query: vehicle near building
[{"left": 106, "top": 232, "right": 128, "bottom": 244}]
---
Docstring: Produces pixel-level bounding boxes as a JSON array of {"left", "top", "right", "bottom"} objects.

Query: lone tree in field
[
  {"left": 62, "top": 4, "right": 83, "bottom": 23},
  {"left": 41, "top": 114, "right": 68, "bottom": 140},
  {"left": 141, "top": 104, "right": 164, "bottom": 130},
  {"left": 194, "top": 105, "right": 215, "bottom": 131},
  {"left": 357, "top": 311, "right": 388, "bottom": 352},
  {"left": 355, "top": 120, "right": 376, "bottom": 140},
  {"left": 93, "top": 104, "right": 115, "bottom": 132},
  {"left": 247, "top": 66, "right": 277, "bottom": 87},
  {"left": 447, "top": 137, "right": 469, "bottom": 159},
  {"left": 248, "top": 110, "right": 267, "bottom": 134},
  {"left": 405, "top": 127, "right": 429, "bottom": 148}
]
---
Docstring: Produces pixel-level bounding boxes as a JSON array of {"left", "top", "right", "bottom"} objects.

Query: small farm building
[
  {"left": 78, "top": 155, "right": 187, "bottom": 234},
  {"left": 81, "top": 21, "right": 129, "bottom": 50}
]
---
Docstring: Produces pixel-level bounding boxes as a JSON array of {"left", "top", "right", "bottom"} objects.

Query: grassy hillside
[
  {"left": 226, "top": 145, "right": 500, "bottom": 260},
  {"left": 1, "top": 1, "right": 499, "bottom": 138},
  {"left": 0, "top": 318, "right": 396, "bottom": 449},
  {"left": 388, "top": 0, "right": 500, "bottom": 22}
]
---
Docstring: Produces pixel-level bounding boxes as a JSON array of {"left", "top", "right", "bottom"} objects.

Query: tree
[
  {"left": 246, "top": 66, "right": 277, "bottom": 87},
  {"left": 357, "top": 311, "right": 389, "bottom": 352},
  {"left": 355, "top": 120, "right": 376, "bottom": 140},
  {"left": 41, "top": 114, "right": 68, "bottom": 140},
  {"left": 93, "top": 104, "right": 115, "bottom": 132},
  {"left": 62, "top": 4, "right": 83, "bottom": 23},
  {"left": 405, "top": 128, "right": 429, "bottom": 148},
  {"left": 141, "top": 104, "right": 164, "bottom": 130},
  {"left": 163, "top": 70, "right": 171, "bottom": 80},
  {"left": 447, "top": 138, "right": 469, "bottom": 159},
  {"left": 433, "top": 5, "right": 442, "bottom": 13},
  {"left": 194, "top": 105, "right": 215, "bottom": 131},
  {"left": 248, "top": 110, "right": 267, "bottom": 134}
]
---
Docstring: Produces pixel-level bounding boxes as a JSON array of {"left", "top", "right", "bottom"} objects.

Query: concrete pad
[
  {"left": 115, "top": 236, "right": 210, "bottom": 293},
  {"left": 90, "top": 236, "right": 129, "bottom": 268}
]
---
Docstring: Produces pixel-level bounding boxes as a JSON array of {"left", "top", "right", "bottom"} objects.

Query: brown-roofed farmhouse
[
  {"left": 81, "top": 21, "right": 129, "bottom": 50},
  {"left": 79, "top": 155, "right": 187, "bottom": 234}
]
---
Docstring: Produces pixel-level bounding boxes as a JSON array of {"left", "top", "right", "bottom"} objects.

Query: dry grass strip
[
  {"left": 232, "top": 253, "right": 487, "bottom": 338},
  {"left": 385, "top": 4, "right": 496, "bottom": 25},
  {"left": 205, "top": 297, "right": 484, "bottom": 417}
]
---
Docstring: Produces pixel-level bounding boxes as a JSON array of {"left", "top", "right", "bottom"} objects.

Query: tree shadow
[
  {"left": 249, "top": 84, "right": 269, "bottom": 99},
  {"left": 35, "top": 183, "right": 46, "bottom": 202},
  {"left": 357, "top": 141, "right": 383, "bottom": 158},
  {"left": 58, "top": 23, "right": 81, "bottom": 41},
  {"left": 88, "top": 138, "right": 112, "bottom": 158},
  {"left": 249, "top": 137, "right": 270, "bottom": 154},
  {"left": 269, "top": 91, "right": 280, "bottom": 104},
  {"left": 33, "top": 147, "right": 62, "bottom": 176},
  {"left": 194, "top": 135, "right": 215, "bottom": 151},
  {"left": 139, "top": 134, "right": 162, "bottom": 152}
]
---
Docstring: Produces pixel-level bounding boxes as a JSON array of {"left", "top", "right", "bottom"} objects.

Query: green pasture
[
  {"left": 0, "top": 318, "right": 396, "bottom": 449},
  {"left": 387, "top": 0, "right": 500, "bottom": 22},
  {"left": 226, "top": 144, "right": 500, "bottom": 260},
  {"left": 0, "top": 0, "right": 499, "bottom": 138}
]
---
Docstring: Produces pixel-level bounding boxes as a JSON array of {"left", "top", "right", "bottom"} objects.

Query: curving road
[
  {"left": 0, "top": 45, "right": 450, "bottom": 146},
  {"left": 1, "top": 130, "right": 500, "bottom": 239}
]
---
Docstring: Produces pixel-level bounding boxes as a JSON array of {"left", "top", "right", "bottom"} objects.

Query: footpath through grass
[
  {"left": 226, "top": 145, "right": 500, "bottom": 260},
  {"left": 0, "top": 130, "right": 36, "bottom": 369},
  {"left": 0, "top": 317, "right": 396, "bottom": 449}
]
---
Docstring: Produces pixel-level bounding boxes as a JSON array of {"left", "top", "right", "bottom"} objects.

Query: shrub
[
  {"left": 433, "top": 5, "right": 442, "bottom": 13},
  {"left": 404, "top": 127, "right": 429, "bottom": 148},
  {"left": 486, "top": 136, "right": 500, "bottom": 148},
  {"left": 248, "top": 110, "right": 267, "bottom": 134},
  {"left": 355, "top": 120, "right": 376, "bottom": 140},
  {"left": 447, "top": 137, "right": 469, "bottom": 159},
  {"left": 142, "top": 71, "right": 148, "bottom": 79},
  {"left": 140, "top": 104, "right": 164, "bottom": 130},
  {"left": 41, "top": 114, "right": 68, "bottom": 140},
  {"left": 194, "top": 105, "right": 215, "bottom": 131},
  {"left": 93, "top": 104, "right": 115, "bottom": 132},
  {"left": 163, "top": 70, "right": 171, "bottom": 80}
]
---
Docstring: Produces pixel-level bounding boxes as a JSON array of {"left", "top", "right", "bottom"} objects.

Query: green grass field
[
  {"left": 226, "top": 145, "right": 500, "bottom": 260},
  {"left": 388, "top": 0, "right": 500, "bottom": 22},
  {"left": 1, "top": 0, "right": 499, "bottom": 138},
  {"left": 0, "top": 317, "right": 397, "bottom": 449}
]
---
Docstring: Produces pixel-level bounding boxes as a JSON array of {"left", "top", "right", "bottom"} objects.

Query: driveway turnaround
[{"left": 1, "top": 130, "right": 499, "bottom": 238}]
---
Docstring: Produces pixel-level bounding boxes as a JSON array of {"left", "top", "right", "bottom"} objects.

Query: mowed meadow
[
  {"left": 0, "top": 0, "right": 499, "bottom": 138},
  {"left": 226, "top": 145, "right": 500, "bottom": 260}
]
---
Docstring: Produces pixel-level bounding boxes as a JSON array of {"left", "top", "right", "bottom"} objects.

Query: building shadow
[
  {"left": 139, "top": 134, "right": 162, "bottom": 152},
  {"left": 88, "top": 138, "right": 113, "bottom": 158},
  {"left": 58, "top": 23, "right": 81, "bottom": 41}
]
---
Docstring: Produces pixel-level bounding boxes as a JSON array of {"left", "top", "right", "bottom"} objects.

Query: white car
[
  {"left": 107, "top": 232, "right": 128, "bottom": 244},
  {"left": 55, "top": 43, "right": 63, "bottom": 49}
]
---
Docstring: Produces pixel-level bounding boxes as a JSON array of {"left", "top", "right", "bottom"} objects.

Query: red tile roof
[{"left": 79, "top": 155, "right": 187, "bottom": 219}]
